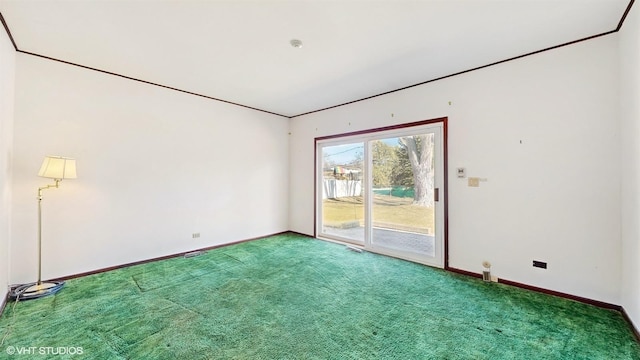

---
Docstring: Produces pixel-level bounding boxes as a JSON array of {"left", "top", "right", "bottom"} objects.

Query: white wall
[
  {"left": 0, "top": 25, "right": 15, "bottom": 302},
  {"left": 10, "top": 54, "right": 289, "bottom": 283},
  {"left": 619, "top": 3, "right": 640, "bottom": 329},
  {"left": 290, "top": 35, "right": 621, "bottom": 304}
]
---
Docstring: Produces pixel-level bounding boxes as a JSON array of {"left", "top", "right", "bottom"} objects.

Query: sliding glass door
[
  {"left": 320, "top": 141, "right": 365, "bottom": 244},
  {"left": 317, "top": 121, "right": 445, "bottom": 268},
  {"left": 370, "top": 133, "right": 436, "bottom": 258}
]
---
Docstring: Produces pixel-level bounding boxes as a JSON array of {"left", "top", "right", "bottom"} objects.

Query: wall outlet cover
[{"left": 533, "top": 260, "right": 547, "bottom": 269}]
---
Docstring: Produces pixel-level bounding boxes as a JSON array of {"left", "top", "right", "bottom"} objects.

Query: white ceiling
[{"left": 0, "top": 0, "right": 632, "bottom": 117}]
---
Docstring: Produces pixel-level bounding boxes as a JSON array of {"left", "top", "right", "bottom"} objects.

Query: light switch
[{"left": 468, "top": 177, "right": 480, "bottom": 187}]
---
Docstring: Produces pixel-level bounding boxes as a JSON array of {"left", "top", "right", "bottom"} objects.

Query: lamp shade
[{"left": 38, "top": 156, "right": 77, "bottom": 180}]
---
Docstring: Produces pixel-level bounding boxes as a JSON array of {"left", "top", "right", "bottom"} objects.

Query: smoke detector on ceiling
[{"left": 290, "top": 39, "right": 303, "bottom": 48}]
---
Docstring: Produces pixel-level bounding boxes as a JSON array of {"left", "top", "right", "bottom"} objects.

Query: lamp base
[{"left": 9, "top": 281, "right": 65, "bottom": 301}]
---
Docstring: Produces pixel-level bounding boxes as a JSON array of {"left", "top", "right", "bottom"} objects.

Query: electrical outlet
[
  {"left": 533, "top": 260, "right": 547, "bottom": 269},
  {"left": 192, "top": 233, "right": 200, "bottom": 239},
  {"left": 468, "top": 177, "right": 480, "bottom": 187}
]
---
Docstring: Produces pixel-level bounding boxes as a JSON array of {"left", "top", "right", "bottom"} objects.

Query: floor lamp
[{"left": 9, "top": 156, "right": 77, "bottom": 301}]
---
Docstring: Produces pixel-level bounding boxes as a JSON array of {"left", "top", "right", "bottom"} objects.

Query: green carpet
[{"left": 0, "top": 233, "right": 638, "bottom": 359}]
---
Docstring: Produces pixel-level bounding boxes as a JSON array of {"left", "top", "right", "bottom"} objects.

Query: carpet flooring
[{"left": 0, "top": 232, "right": 639, "bottom": 359}]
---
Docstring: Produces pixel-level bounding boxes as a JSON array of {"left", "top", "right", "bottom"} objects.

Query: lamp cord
[{"left": 0, "top": 293, "right": 22, "bottom": 347}]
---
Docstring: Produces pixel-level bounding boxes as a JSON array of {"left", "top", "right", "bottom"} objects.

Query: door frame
[{"left": 313, "top": 117, "right": 448, "bottom": 268}]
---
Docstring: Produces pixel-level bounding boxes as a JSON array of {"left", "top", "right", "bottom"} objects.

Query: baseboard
[
  {"left": 51, "top": 230, "right": 293, "bottom": 282},
  {"left": 498, "top": 278, "right": 620, "bottom": 311},
  {"left": 447, "top": 266, "right": 483, "bottom": 280},
  {"left": 287, "top": 230, "right": 314, "bottom": 238},
  {"left": 622, "top": 306, "right": 640, "bottom": 342},
  {"left": 446, "top": 267, "right": 619, "bottom": 310}
]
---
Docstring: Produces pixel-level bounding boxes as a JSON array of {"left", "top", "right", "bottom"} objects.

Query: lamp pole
[
  {"left": 37, "top": 179, "right": 60, "bottom": 286},
  {"left": 8, "top": 156, "right": 74, "bottom": 300}
]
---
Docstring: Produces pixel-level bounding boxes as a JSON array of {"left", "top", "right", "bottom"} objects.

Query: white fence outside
[{"left": 323, "top": 179, "right": 362, "bottom": 199}]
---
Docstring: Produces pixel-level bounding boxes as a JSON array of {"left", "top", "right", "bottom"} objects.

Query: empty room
[{"left": 0, "top": 0, "right": 639, "bottom": 358}]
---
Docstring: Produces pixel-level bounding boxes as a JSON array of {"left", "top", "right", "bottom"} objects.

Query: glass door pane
[
  {"left": 320, "top": 142, "right": 365, "bottom": 243},
  {"left": 371, "top": 134, "right": 435, "bottom": 258}
]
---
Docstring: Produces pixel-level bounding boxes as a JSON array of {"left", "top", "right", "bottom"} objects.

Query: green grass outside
[{"left": 322, "top": 195, "right": 434, "bottom": 234}]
